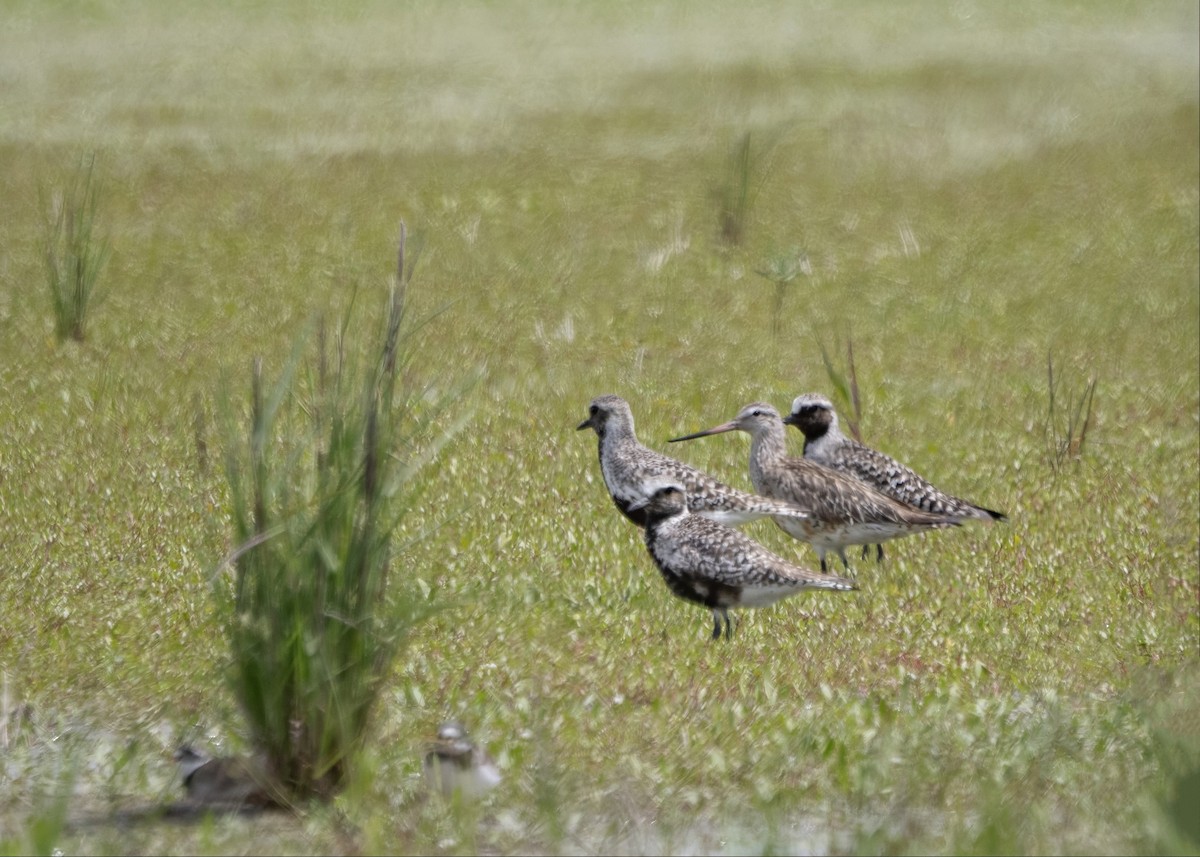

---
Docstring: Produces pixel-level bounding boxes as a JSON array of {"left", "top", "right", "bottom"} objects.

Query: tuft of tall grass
[
  {"left": 214, "top": 224, "right": 457, "bottom": 804},
  {"left": 1043, "top": 351, "right": 1097, "bottom": 473},
  {"left": 192, "top": 392, "right": 209, "bottom": 474},
  {"left": 712, "top": 131, "right": 777, "bottom": 247},
  {"left": 816, "top": 331, "right": 863, "bottom": 442},
  {"left": 42, "top": 153, "right": 110, "bottom": 343}
]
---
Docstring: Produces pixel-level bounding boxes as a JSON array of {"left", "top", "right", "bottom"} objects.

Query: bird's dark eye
[{"left": 590, "top": 404, "right": 599, "bottom": 415}]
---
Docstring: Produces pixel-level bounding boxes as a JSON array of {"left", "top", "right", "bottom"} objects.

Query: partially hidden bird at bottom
[{"left": 422, "top": 720, "right": 502, "bottom": 799}]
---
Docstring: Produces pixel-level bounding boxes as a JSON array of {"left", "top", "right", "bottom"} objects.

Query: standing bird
[
  {"left": 422, "top": 721, "right": 502, "bottom": 800},
  {"left": 577, "top": 394, "right": 812, "bottom": 528},
  {"left": 174, "top": 745, "right": 275, "bottom": 808},
  {"left": 670, "top": 403, "right": 962, "bottom": 572},
  {"left": 631, "top": 481, "right": 857, "bottom": 640},
  {"left": 785, "top": 393, "right": 1006, "bottom": 562}
]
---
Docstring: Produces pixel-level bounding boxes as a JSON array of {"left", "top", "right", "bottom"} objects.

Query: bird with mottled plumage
[
  {"left": 577, "top": 394, "right": 813, "bottom": 528},
  {"left": 174, "top": 745, "right": 276, "bottom": 808},
  {"left": 785, "top": 393, "right": 1008, "bottom": 529},
  {"left": 632, "top": 481, "right": 857, "bottom": 640},
  {"left": 422, "top": 721, "right": 502, "bottom": 800},
  {"left": 670, "top": 402, "right": 963, "bottom": 572}
]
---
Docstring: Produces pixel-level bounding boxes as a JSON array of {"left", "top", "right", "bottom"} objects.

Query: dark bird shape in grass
[
  {"left": 174, "top": 745, "right": 277, "bottom": 809},
  {"left": 422, "top": 721, "right": 502, "bottom": 800}
]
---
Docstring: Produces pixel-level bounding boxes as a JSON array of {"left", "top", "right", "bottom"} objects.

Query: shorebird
[
  {"left": 422, "top": 721, "right": 502, "bottom": 800},
  {"left": 174, "top": 745, "right": 275, "bottom": 808},
  {"left": 785, "top": 393, "right": 1006, "bottom": 562},
  {"left": 577, "top": 394, "right": 812, "bottom": 528},
  {"left": 670, "top": 403, "right": 962, "bottom": 572},
  {"left": 631, "top": 481, "right": 857, "bottom": 640}
]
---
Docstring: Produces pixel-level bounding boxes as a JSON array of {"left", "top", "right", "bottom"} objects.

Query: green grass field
[{"left": 1, "top": 1, "right": 1198, "bottom": 853}]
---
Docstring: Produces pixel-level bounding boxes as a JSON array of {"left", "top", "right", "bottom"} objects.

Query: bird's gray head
[
  {"left": 174, "top": 744, "right": 211, "bottom": 779},
  {"left": 424, "top": 721, "right": 502, "bottom": 798},
  {"left": 732, "top": 402, "right": 783, "bottom": 430},
  {"left": 629, "top": 480, "right": 688, "bottom": 520},
  {"left": 783, "top": 393, "right": 836, "bottom": 438},
  {"left": 669, "top": 401, "right": 782, "bottom": 443},
  {"left": 576, "top": 394, "right": 634, "bottom": 437},
  {"left": 428, "top": 721, "right": 478, "bottom": 765},
  {"left": 436, "top": 721, "right": 468, "bottom": 742}
]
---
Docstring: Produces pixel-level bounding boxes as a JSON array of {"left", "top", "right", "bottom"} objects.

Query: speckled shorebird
[
  {"left": 577, "top": 394, "right": 813, "bottom": 528},
  {"left": 670, "top": 403, "right": 962, "bottom": 572},
  {"left": 632, "top": 481, "right": 857, "bottom": 640},
  {"left": 174, "top": 745, "right": 275, "bottom": 808},
  {"left": 422, "top": 721, "right": 502, "bottom": 800},
  {"left": 785, "top": 393, "right": 1006, "bottom": 562}
]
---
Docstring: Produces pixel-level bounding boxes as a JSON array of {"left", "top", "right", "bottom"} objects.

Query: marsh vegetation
[{"left": 0, "top": 2, "right": 1197, "bottom": 854}]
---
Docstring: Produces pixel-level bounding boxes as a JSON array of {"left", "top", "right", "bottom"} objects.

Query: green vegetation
[
  {"left": 755, "top": 246, "right": 811, "bottom": 337},
  {"left": 817, "top": 332, "right": 865, "bottom": 442},
  {"left": 714, "top": 131, "right": 768, "bottom": 247},
  {"left": 41, "top": 153, "right": 109, "bottom": 343},
  {"left": 0, "top": 1, "right": 1196, "bottom": 854},
  {"left": 1043, "top": 351, "right": 1098, "bottom": 473},
  {"left": 215, "top": 226, "right": 452, "bottom": 803}
]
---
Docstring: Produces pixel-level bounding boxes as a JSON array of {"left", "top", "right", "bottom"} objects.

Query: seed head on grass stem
[{"left": 756, "top": 248, "right": 810, "bottom": 337}]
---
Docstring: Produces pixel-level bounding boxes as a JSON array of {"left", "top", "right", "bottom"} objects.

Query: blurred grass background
[{"left": 0, "top": 1, "right": 1197, "bottom": 853}]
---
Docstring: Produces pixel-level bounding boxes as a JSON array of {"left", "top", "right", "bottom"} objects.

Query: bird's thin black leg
[
  {"left": 837, "top": 548, "right": 851, "bottom": 571},
  {"left": 711, "top": 612, "right": 722, "bottom": 641},
  {"left": 875, "top": 544, "right": 884, "bottom": 563},
  {"left": 724, "top": 611, "right": 734, "bottom": 640}
]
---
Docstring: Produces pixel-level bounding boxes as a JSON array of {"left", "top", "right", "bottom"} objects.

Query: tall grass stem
[{"left": 42, "top": 153, "right": 109, "bottom": 343}]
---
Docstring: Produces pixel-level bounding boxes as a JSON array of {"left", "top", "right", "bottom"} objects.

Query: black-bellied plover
[
  {"left": 785, "top": 393, "right": 1006, "bottom": 562},
  {"left": 632, "top": 481, "right": 857, "bottom": 640},
  {"left": 422, "top": 721, "right": 502, "bottom": 799},
  {"left": 174, "top": 745, "right": 275, "bottom": 808},
  {"left": 670, "top": 403, "right": 962, "bottom": 572},
  {"left": 577, "top": 394, "right": 812, "bottom": 528}
]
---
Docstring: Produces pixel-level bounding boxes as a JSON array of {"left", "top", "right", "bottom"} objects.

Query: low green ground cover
[{"left": 1, "top": 2, "right": 1197, "bottom": 853}]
